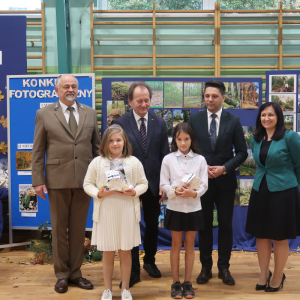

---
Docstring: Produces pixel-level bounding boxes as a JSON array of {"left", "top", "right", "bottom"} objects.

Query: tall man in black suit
[
  {"left": 113, "top": 82, "right": 169, "bottom": 287},
  {"left": 188, "top": 80, "right": 247, "bottom": 286}
]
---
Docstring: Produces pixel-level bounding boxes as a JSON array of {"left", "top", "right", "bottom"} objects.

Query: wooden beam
[
  {"left": 153, "top": 2, "right": 156, "bottom": 77},
  {"left": 221, "top": 66, "right": 278, "bottom": 69},
  {"left": 94, "top": 66, "right": 153, "bottom": 70},
  {"left": 221, "top": 54, "right": 279, "bottom": 58},
  {"left": 278, "top": 2, "right": 283, "bottom": 70},
  {"left": 94, "top": 22, "right": 152, "bottom": 25},
  {"left": 94, "top": 55, "right": 153, "bottom": 58},
  {"left": 221, "top": 21, "right": 278, "bottom": 25}
]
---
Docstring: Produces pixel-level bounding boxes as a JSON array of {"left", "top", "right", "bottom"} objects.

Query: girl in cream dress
[{"left": 83, "top": 125, "right": 148, "bottom": 300}]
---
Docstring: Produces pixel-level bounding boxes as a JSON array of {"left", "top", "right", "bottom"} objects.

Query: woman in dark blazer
[{"left": 246, "top": 102, "right": 300, "bottom": 292}]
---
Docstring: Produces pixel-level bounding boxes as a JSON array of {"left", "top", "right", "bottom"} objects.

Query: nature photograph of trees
[
  {"left": 183, "top": 82, "right": 202, "bottom": 108},
  {"left": 239, "top": 179, "right": 254, "bottom": 206},
  {"left": 154, "top": 109, "right": 173, "bottom": 136},
  {"left": 234, "top": 179, "right": 240, "bottom": 206},
  {"left": 164, "top": 82, "right": 183, "bottom": 108},
  {"left": 146, "top": 81, "right": 164, "bottom": 107},
  {"left": 239, "top": 82, "right": 259, "bottom": 109},
  {"left": 107, "top": 100, "right": 126, "bottom": 127},
  {"left": 284, "top": 114, "right": 295, "bottom": 130},
  {"left": 111, "top": 81, "right": 132, "bottom": 100},
  {"left": 173, "top": 109, "right": 191, "bottom": 130},
  {"left": 243, "top": 126, "right": 256, "bottom": 148},
  {"left": 16, "top": 151, "right": 32, "bottom": 171},
  {"left": 240, "top": 149, "right": 257, "bottom": 176},
  {"left": 271, "top": 94, "right": 295, "bottom": 112},
  {"left": 19, "top": 184, "right": 38, "bottom": 212},
  {"left": 271, "top": 75, "right": 295, "bottom": 93}
]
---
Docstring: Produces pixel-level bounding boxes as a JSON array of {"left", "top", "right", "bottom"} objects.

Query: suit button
[
  {"left": 74, "top": 143, "right": 77, "bottom": 146},
  {"left": 75, "top": 156, "right": 77, "bottom": 159}
]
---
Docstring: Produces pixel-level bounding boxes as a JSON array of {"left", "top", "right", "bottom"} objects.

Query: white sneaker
[
  {"left": 121, "top": 289, "right": 133, "bottom": 300},
  {"left": 101, "top": 289, "right": 112, "bottom": 300}
]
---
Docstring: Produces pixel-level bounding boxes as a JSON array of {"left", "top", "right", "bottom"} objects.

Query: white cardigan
[{"left": 83, "top": 155, "right": 148, "bottom": 223}]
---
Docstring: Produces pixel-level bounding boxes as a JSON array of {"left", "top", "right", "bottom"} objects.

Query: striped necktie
[
  {"left": 67, "top": 107, "right": 77, "bottom": 136},
  {"left": 140, "top": 117, "right": 147, "bottom": 151},
  {"left": 210, "top": 113, "right": 217, "bottom": 150}
]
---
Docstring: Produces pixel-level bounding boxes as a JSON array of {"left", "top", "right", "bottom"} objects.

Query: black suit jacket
[
  {"left": 188, "top": 109, "right": 247, "bottom": 191},
  {"left": 113, "top": 110, "right": 169, "bottom": 197}
]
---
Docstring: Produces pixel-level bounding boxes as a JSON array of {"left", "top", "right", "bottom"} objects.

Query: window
[
  {"left": 0, "top": 0, "right": 41, "bottom": 11},
  {"left": 220, "top": 0, "right": 300, "bottom": 10}
]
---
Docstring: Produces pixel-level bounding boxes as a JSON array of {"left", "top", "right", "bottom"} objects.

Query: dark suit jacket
[
  {"left": 188, "top": 109, "right": 247, "bottom": 191},
  {"left": 32, "top": 101, "right": 101, "bottom": 189},
  {"left": 113, "top": 110, "right": 169, "bottom": 197}
]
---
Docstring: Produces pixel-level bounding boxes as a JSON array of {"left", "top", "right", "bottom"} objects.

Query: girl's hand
[
  {"left": 178, "top": 185, "right": 197, "bottom": 198},
  {"left": 97, "top": 188, "right": 118, "bottom": 198},
  {"left": 174, "top": 186, "right": 184, "bottom": 196},
  {"left": 117, "top": 188, "right": 136, "bottom": 196}
]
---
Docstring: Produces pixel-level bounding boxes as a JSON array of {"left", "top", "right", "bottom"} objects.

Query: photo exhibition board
[
  {"left": 266, "top": 70, "right": 300, "bottom": 132},
  {"left": 102, "top": 77, "right": 263, "bottom": 220},
  {"left": 8, "top": 74, "right": 95, "bottom": 229}
]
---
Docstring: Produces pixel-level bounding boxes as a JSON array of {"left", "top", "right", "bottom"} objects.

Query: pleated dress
[
  {"left": 246, "top": 140, "right": 300, "bottom": 240},
  {"left": 91, "top": 164, "right": 141, "bottom": 251}
]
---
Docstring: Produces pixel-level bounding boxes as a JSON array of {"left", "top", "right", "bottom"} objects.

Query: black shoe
[
  {"left": 119, "top": 273, "right": 140, "bottom": 289},
  {"left": 265, "top": 273, "right": 286, "bottom": 292},
  {"left": 196, "top": 268, "right": 212, "bottom": 284},
  {"left": 171, "top": 281, "right": 183, "bottom": 299},
  {"left": 182, "top": 281, "right": 195, "bottom": 299},
  {"left": 218, "top": 269, "right": 235, "bottom": 286},
  {"left": 143, "top": 263, "right": 161, "bottom": 278},
  {"left": 255, "top": 270, "right": 272, "bottom": 290}
]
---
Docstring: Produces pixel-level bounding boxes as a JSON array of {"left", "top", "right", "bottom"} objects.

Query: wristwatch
[{"left": 222, "top": 166, "right": 227, "bottom": 175}]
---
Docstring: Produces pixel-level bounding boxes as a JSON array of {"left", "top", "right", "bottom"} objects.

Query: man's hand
[
  {"left": 210, "top": 166, "right": 225, "bottom": 178},
  {"left": 207, "top": 165, "right": 216, "bottom": 179},
  {"left": 34, "top": 184, "right": 48, "bottom": 200},
  {"left": 159, "top": 188, "right": 165, "bottom": 204},
  {"left": 176, "top": 185, "right": 197, "bottom": 198}
]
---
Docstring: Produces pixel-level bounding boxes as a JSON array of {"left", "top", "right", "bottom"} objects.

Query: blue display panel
[{"left": 8, "top": 74, "right": 95, "bottom": 229}]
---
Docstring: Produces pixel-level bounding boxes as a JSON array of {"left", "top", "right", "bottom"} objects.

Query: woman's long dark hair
[
  {"left": 253, "top": 102, "right": 286, "bottom": 142},
  {"left": 171, "top": 122, "right": 201, "bottom": 154}
]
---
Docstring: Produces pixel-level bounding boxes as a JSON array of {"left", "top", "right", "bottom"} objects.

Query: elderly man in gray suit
[{"left": 32, "top": 74, "right": 101, "bottom": 293}]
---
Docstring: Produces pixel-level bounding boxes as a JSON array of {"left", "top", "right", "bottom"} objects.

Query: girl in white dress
[
  {"left": 160, "top": 122, "right": 208, "bottom": 299},
  {"left": 83, "top": 125, "right": 148, "bottom": 300}
]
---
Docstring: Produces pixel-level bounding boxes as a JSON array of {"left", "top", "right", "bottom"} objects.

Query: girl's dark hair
[
  {"left": 171, "top": 122, "right": 201, "bottom": 154},
  {"left": 253, "top": 102, "right": 286, "bottom": 142}
]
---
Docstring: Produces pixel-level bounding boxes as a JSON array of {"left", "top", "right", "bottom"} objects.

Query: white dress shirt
[
  {"left": 207, "top": 108, "right": 222, "bottom": 136},
  {"left": 59, "top": 100, "right": 79, "bottom": 125},
  {"left": 133, "top": 110, "right": 148, "bottom": 134},
  {"left": 160, "top": 150, "right": 208, "bottom": 213}
]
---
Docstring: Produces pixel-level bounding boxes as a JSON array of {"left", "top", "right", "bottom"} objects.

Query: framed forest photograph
[
  {"left": 145, "top": 81, "right": 164, "bottom": 108},
  {"left": 239, "top": 179, "right": 254, "bottom": 206},
  {"left": 172, "top": 109, "right": 191, "bottom": 129},
  {"left": 223, "top": 82, "right": 240, "bottom": 109},
  {"left": 154, "top": 109, "right": 173, "bottom": 137},
  {"left": 19, "top": 184, "right": 38, "bottom": 212},
  {"left": 111, "top": 81, "right": 133, "bottom": 100},
  {"left": 240, "top": 82, "right": 259, "bottom": 109},
  {"left": 284, "top": 114, "right": 295, "bottom": 131},
  {"left": 107, "top": 100, "right": 126, "bottom": 127},
  {"left": 243, "top": 126, "right": 256, "bottom": 148},
  {"left": 16, "top": 151, "right": 32, "bottom": 171},
  {"left": 270, "top": 94, "right": 296, "bottom": 113},
  {"left": 270, "top": 75, "right": 296, "bottom": 93},
  {"left": 240, "top": 149, "right": 257, "bottom": 176},
  {"left": 183, "top": 82, "right": 202, "bottom": 108},
  {"left": 164, "top": 82, "right": 183, "bottom": 108}
]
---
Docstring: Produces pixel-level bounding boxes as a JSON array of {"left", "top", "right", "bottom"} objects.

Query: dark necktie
[
  {"left": 67, "top": 107, "right": 77, "bottom": 136},
  {"left": 140, "top": 117, "right": 147, "bottom": 151},
  {"left": 210, "top": 113, "right": 217, "bottom": 150}
]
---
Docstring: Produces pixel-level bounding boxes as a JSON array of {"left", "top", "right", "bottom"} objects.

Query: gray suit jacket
[{"left": 32, "top": 101, "right": 101, "bottom": 189}]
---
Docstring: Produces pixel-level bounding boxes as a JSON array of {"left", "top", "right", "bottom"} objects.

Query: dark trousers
[
  {"left": 48, "top": 188, "right": 91, "bottom": 279},
  {"left": 198, "top": 179, "right": 235, "bottom": 270},
  {"left": 131, "top": 188, "right": 161, "bottom": 275}
]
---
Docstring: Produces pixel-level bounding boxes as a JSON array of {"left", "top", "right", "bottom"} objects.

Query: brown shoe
[
  {"left": 55, "top": 278, "right": 68, "bottom": 293},
  {"left": 218, "top": 269, "right": 235, "bottom": 285},
  {"left": 196, "top": 268, "right": 212, "bottom": 284},
  {"left": 69, "top": 277, "right": 93, "bottom": 290}
]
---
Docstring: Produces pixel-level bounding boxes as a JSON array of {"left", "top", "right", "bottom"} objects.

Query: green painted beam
[{"left": 55, "top": 0, "right": 72, "bottom": 74}]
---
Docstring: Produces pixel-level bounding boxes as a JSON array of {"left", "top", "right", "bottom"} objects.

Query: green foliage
[
  {"left": 146, "top": 81, "right": 163, "bottom": 91},
  {"left": 220, "top": 0, "right": 300, "bottom": 10},
  {"left": 213, "top": 210, "right": 218, "bottom": 226},
  {"left": 111, "top": 82, "right": 130, "bottom": 100},
  {"left": 164, "top": 82, "right": 183, "bottom": 107},
  {"left": 182, "top": 110, "right": 191, "bottom": 122},
  {"left": 21, "top": 194, "right": 31, "bottom": 209},
  {"left": 91, "top": 250, "right": 103, "bottom": 261},
  {"left": 109, "top": 0, "right": 203, "bottom": 10},
  {"left": 38, "top": 221, "right": 52, "bottom": 246},
  {"left": 28, "top": 240, "right": 53, "bottom": 264}
]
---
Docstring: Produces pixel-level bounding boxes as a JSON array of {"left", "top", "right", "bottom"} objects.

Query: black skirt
[
  {"left": 164, "top": 209, "right": 204, "bottom": 232},
  {"left": 246, "top": 176, "right": 300, "bottom": 240}
]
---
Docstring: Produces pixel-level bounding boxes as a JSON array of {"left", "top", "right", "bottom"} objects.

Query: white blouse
[{"left": 160, "top": 150, "right": 208, "bottom": 213}]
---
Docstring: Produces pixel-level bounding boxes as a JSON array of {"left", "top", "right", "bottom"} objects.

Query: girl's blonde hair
[{"left": 99, "top": 125, "right": 133, "bottom": 158}]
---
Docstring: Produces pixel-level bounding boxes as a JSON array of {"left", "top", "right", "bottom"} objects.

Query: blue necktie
[
  {"left": 210, "top": 113, "right": 217, "bottom": 150},
  {"left": 140, "top": 118, "right": 147, "bottom": 151}
]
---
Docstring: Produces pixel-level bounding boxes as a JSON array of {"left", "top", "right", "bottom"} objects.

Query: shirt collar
[
  {"left": 207, "top": 108, "right": 222, "bottom": 119},
  {"left": 175, "top": 149, "right": 194, "bottom": 157},
  {"left": 59, "top": 100, "right": 78, "bottom": 113},
  {"left": 133, "top": 110, "right": 148, "bottom": 123}
]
